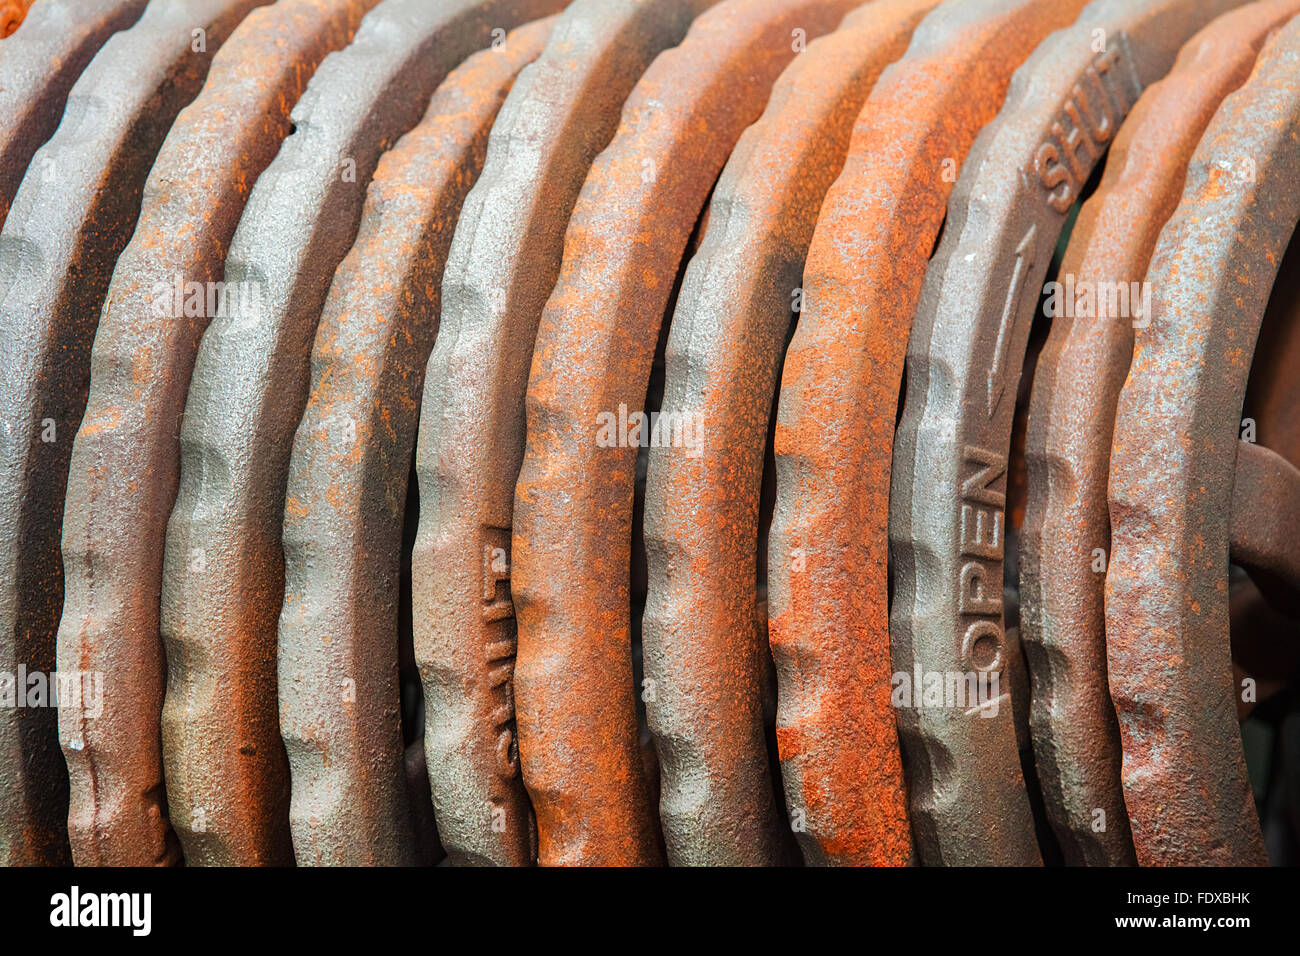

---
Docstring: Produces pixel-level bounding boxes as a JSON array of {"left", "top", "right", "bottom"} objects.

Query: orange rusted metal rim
[
  {"left": 121, "top": 0, "right": 383, "bottom": 868},
  {"left": 512, "top": 0, "right": 886, "bottom": 868},
  {"left": 1020, "top": 0, "right": 1300, "bottom": 868},
  {"left": 277, "top": 14, "right": 555, "bottom": 867},
  {"left": 769, "top": 0, "right": 1092, "bottom": 868},
  {"left": 412, "top": 0, "right": 722, "bottom": 868},
  {"left": 643, "top": 0, "right": 943, "bottom": 868},
  {"left": 890, "top": 0, "right": 1244, "bottom": 866},
  {"left": 1106, "top": 11, "right": 1300, "bottom": 866}
]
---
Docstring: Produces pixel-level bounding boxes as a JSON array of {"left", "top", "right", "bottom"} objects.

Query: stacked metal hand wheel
[{"left": 0, "top": 0, "right": 1297, "bottom": 867}]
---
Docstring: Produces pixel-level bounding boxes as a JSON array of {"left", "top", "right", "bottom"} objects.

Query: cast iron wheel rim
[
  {"left": 276, "top": 14, "right": 554, "bottom": 868},
  {"left": 765, "top": 0, "right": 1092, "bottom": 868},
  {"left": 1020, "top": 0, "right": 1300, "bottom": 868},
  {"left": 1106, "top": 13, "right": 1300, "bottom": 866},
  {"left": 889, "top": 0, "right": 1244, "bottom": 867},
  {"left": 412, "top": 0, "right": 721, "bottom": 868},
  {"left": 510, "top": 0, "right": 867, "bottom": 867}
]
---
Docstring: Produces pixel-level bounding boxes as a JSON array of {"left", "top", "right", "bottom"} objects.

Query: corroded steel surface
[
  {"left": 159, "top": 0, "right": 567, "bottom": 868},
  {"left": 0, "top": 0, "right": 151, "bottom": 867},
  {"left": 1021, "top": 0, "right": 1296, "bottom": 867},
  {"left": 767, "top": 0, "right": 1090, "bottom": 868},
  {"left": 641, "top": 0, "right": 940, "bottom": 868},
  {"left": 277, "top": 15, "right": 554, "bottom": 867},
  {"left": 511, "top": 0, "right": 867, "bottom": 868},
  {"left": 0, "top": 0, "right": 1289, "bottom": 876},
  {"left": 73, "top": 0, "right": 376, "bottom": 869},
  {"left": 413, "top": 0, "right": 719, "bottom": 867},
  {"left": 890, "top": 0, "right": 1243, "bottom": 866},
  {"left": 0, "top": 0, "right": 147, "bottom": 231},
  {"left": 0, "top": 0, "right": 266, "bottom": 870},
  {"left": 1107, "top": 12, "right": 1300, "bottom": 864}
]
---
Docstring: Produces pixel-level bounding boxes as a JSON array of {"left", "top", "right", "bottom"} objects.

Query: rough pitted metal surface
[
  {"left": 413, "top": 0, "right": 720, "bottom": 867},
  {"left": 0, "top": 0, "right": 148, "bottom": 231},
  {"left": 766, "top": 0, "right": 1089, "bottom": 868},
  {"left": 78, "top": 0, "right": 374, "bottom": 869},
  {"left": 1106, "top": 13, "right": 1300, "bottom": 865},
  {"left": 889, "top": 0, "right": 1243, "bottom": 866},
  {"left": 1, "top": 0, "right": 265, "bottom": 870},
  {"left": 511, "top": 0, "right": 868, "bottom": 868},
  {"left": 160, "top": 0, "right": 567, "bottom": 869},
  {"left": 641, "top": 0, "right": 940, "bottom": 869},
  {"left": 0, "top": 0, "right": 151, "bottom": 867},
  {"left": 278, "top": 15, "right": 555, "bottom": 868},
  {"left": 1021, "top": 0, "right": 1297, "bottom": 867}
]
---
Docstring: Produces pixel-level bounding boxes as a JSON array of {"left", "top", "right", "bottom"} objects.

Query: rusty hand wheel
[
  {"left": 1020, "top": 0, "right": 1300, "bottom": 867},
  {"left": 277, "top": 13, "right": 556, "bottom": 867},
  {"left": 0, "top": 0, "right": 268, "bottom": 870},
  {"left": 642, "top": 0, "right": 943, "bottom": 869},
  {"left": 1106, "top": 12, "right": 1300, "bottom": 866},
  {"left": 413, "top": 0, "right": 721, "bottom": 868},
  {"left": 155, "top": 0, "right": 566, "bottom": 867},
  {"left": 511, "top": 0, "right": 869, "bottom": 868},
  {"left": 767, "top": 0, "right": 1091, "bottom": 868},
  {"left": 889, "top": 0, "right": 1244, "bottom": 866}
]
